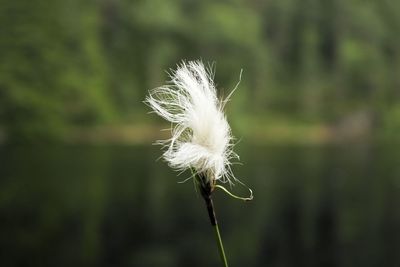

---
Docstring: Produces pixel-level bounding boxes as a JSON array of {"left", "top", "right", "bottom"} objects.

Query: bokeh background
[{"left": 1, "top": 0, "right": 400, "bottom": 266}]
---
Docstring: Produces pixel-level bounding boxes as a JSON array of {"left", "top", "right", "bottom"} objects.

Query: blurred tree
[
  {"left": 0, "top": 0, "right": 399, "bottom": 142},
  {"left": 0, "top": 0, "right": 112, "bottom": 141}
]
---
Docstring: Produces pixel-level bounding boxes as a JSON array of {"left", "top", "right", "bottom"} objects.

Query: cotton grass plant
[{"left": 145, "top": 60, "right": 252, "bottom": 267}]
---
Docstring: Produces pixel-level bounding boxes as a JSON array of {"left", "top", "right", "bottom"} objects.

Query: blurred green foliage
[{"left": 0, "top": 0, "right": 399, "bottom": 142}]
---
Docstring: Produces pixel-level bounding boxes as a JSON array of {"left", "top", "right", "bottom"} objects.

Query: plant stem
[
  {"left": 213, "top": 222, "right": 229, "bottom": 267},
  {"left": 197, "top": 173, "right": 229, "bottom": 267},
  {"left": 204, "top": 196, "right": 229, "bottom": 267}
]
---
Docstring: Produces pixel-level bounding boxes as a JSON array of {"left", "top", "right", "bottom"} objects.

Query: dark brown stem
[
  {"left": 197, "top": 172, "right": 217, "bottom": 225},
  {"left": 195, "top": 172, "right": 228, "bottom": 266},
  {"left": 204, "top": 195, "right": 217, "bottom": 226}
]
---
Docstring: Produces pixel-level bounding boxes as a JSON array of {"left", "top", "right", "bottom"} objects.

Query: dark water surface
[{"left": 0, "top": 144, "right": 399, "bottom": 267}]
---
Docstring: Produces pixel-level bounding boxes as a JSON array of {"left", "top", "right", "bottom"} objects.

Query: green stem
[
  {"left": 213, "top": 222, "right": 229, "bottom": 267},
  {"left": 196, "top": 173, "right": 229, "bottom": 266},
  {"left": 204, "top": 196, "right": 229, "bottom": 267}
]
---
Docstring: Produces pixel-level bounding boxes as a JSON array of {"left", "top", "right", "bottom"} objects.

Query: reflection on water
[{"left": 0, "top": 144, "right": 399, "bottom": 267}]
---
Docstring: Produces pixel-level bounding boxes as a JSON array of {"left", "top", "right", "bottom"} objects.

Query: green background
[
  {"left": 0, "top": 0, "right": 400, "bottom": 266},
  {"left": 1, "top": 0, "right": 400, "bottom": 143}
]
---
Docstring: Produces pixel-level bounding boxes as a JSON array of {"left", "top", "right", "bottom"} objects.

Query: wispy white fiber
[{"left": 145, "top": 60, "right": 239, "bottom": 184}]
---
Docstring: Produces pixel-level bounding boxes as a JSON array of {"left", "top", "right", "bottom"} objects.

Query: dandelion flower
[{"left": 145, "top": 60, "right": 238, "bottom": 185}]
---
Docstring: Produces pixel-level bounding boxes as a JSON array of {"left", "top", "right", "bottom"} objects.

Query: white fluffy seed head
[{"left": 145, "top": 60, "right": 239, "bottom": 184}]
